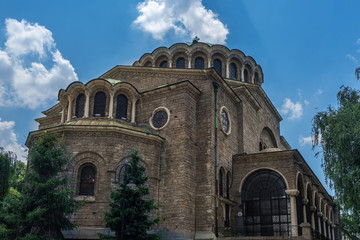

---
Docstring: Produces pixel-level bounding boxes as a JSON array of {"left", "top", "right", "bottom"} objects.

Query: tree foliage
[
  {"left": 0, "top": 132, "right": 78, "bottom": 240},
  {"left": 312, "top": 85, "right": 360, "bottom": 239},
  {"left": 100, "top": 151, "right": 161, "bottom": 240}
]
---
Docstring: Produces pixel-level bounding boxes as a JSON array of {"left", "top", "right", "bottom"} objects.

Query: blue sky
[{"left": 1, "top": 0, "right": 360, "bottom": 194}]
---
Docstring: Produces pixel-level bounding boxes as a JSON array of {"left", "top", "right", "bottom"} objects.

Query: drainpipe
[{"left": 213, "top": 81, "right": 220, "bottom": 237}]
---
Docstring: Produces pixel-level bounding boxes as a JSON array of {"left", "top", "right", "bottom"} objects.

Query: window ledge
[{"left": 74, "top": 195, "right": 96, "bottom": 202}]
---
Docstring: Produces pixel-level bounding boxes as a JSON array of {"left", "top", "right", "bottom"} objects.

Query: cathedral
[{"left": 26, "top": 41, "right": 340, "bottom": 239}]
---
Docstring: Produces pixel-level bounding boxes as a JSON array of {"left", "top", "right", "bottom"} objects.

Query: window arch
[
  {"left": 213, "top": 59, "right": 222, "bottom": 75},
  {"left": 306, "top": 186, "right": 312, "bottom": 225},
  {"left": 93, "top": 91, "right": 106, "bottom": 117},
  {"left": 75, "top": 93, "right": 85, "bottom": 118},
  {"left": 242, "top": 169, "right": 290, "bottom": 236},
  {"left": 176, "top": 57, "right": 185, "bottom": 69},
  {"left": 160, "top": 60, "right": 168, "bottom": 68},
  {"left": 116, "top": 94, "right": 128, "bottom": 120},
  {"left": 230, "top": 63, "right": 237, "bottom": 80},
  {"left": 79, "top": 164, "right": 96, "bottom": 196},
  {"left": 195, "top": 57, "right": 204, "bottom": 69}
]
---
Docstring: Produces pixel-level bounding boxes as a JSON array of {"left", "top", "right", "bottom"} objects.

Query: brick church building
[{"left": 27, "top": 41, "right": 340, "bottom": 239}]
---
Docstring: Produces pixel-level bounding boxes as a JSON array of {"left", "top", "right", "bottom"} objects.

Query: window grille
[
  {"left": 213, "top": 59, "right": 222, "bottom": 75},
  {"left": 116, "top": 94, "right": 128, "bottom": 120},
  {"left": 94, "top": 92, "right": 106, "bottom": 117},
  {"left": 195, "top": 57, "right": 204, "bottom": 69},
  {"left": 230, "top": 63, "right": 237, "bottom": 80},
  {"left": 79, "top": 165, "right": 96, "bottom": 196},
  {"left": 242, "top": 169, "right": 291, "bottom": 236},
  {"left": 75, "top": 93, "right": 85, "bottom": 118},
  {"left": 176, "top": 57, "right": 185, "bottom": 69},
  {"left": 160, "top": 60, "right": 167, "bottom": 68}
]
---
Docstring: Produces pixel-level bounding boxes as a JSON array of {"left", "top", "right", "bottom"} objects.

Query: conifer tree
[
  {"left": 100, "top": 151, "right": 161, "bottom": 240},
  {"left": 4, "top": 132, "right": 78, "bottom": 239}
]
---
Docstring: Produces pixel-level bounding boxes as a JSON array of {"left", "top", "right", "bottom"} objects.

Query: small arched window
[
  {"left": 195, "top": 57, "right": 204, "bottom": 69},
  {"left": 306, "top": 187, "right": 312, "bottom": 225},
  {"left": 296, "top": 177, "right": 304, "bottom": 236},
  {"left": 176, "top": 57, "right": 186, "bottom": 69},
  {"left": 219, "top": 170, "right": 223, "bottom": 197},
  {"left": 116, "top": 94, "right": 128, "bottom": 120},
  {"left": 79, "top": 164, "right": 96, "bottom": 196},
  {"left": 94, "top": 91, "right": 106, "bottom": 117},
  {"left": 230, "top": 63, "right": 237, "bottom": 80},
  {"left": 160, "top": 60, "right": 168, "bottom": 68},
  {"left": 254, "top": 72, "right": 260, "bottom": 84},
  {"left": 244, "top": 69, "right": 249, "bottom": 82},
  {"left": 213, "top": 59, "right": 222, "bottom": 75},
  {"left": 75, "top": 93, "right": 85, "bottom": 118}
]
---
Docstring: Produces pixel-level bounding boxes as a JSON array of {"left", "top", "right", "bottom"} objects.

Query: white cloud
[
  {"left": 299, "top": 136, "right": 312, "bottom": 146},
  {"left": 280, "top": 98, "right": 303, "bottom": 120},
  {"left": 0, "top": 18, "right": 78, "bottom": 109},
  {"left": 0, "top": 117, "right": 26, "bottom": 162},
  {"left": 356, "top": 38, "right": 360, "bottom": 45},
  {"left": 134, "top": 0, "right": 229, "bottom": 44},
  {"left": 346, "top": 54, "right": 358, "bottom": 64},
  {"left": 316, "top": 89, "right": 323, "bottom": 95},
  {"left": 304, "top": 100, "right": 310, "bottom": 105}
]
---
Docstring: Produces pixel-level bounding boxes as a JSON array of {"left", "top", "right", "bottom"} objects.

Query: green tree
[
  {"left": 312, "top": 85, "right": 360, "bottom": 239},
  {"left": 100, "top": 151, "right": 161, "bottom": 240},
  {"left": 0, "top": 148, "right": 14, "bottom": 201},
  {"left": 1, "top": 132, "right": 78, "bottom": 240}
]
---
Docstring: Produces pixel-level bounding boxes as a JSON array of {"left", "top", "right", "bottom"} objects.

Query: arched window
[
  {"left": 195, "top": 57, "right": 204, "bottom": 69},
  {"left": 242, "top": 169, "right": 290, "bottom": 236},
  {"left": 244, "top": 69, "right": 249, "bottom": 82},
  {"left": 79, "top": 164, "right": 96, "bottom": 196},
  {"left": 296, "top": 177, "right": 304, "bottom": 236},
  {"left": 176, "top": 57, "right": 185, "bottom": 69},
  {"left": 219, "top": 170, "right": 223, "bottom": 197},
  {"left": 254, "top": 72, "right": 260, "bottom": 84},
  {"left": 314, "top": 195, "right": 319, "bottom": 235},
  {"left": 160, "top": 60, "right": 168, "bottom": 68},
  {"left": 116, "top": 94, "right": 128, "bottom": 120},
  {"left": 230, "top": 63, "right": 237, "bottom": 80},
  {"left": 306, "top": 187, "right": 312, "bottom": 225},
  {"left": 213, "top": 59, "right": 222, "bottom": 75},
  {"left": 226, "top": 172, "right": 230, "bottom": 199},
  {"left": 75, "top": 93, "right": 85, "bottom": 118},
  {"left": 93, "top": 91, "right": 106, "bottom": 117}
]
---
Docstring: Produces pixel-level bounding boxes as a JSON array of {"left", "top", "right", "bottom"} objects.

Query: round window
[
  {"left": 150, "top": 107, "right": 170, "bottom": 130},
  {"left": 220, "top": 106, "right": 231, "bottom": 135}
]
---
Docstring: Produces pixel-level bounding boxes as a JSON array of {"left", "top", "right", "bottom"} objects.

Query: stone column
[
  {"left": 108, "top": 91, "right": 114, "bottom": 118},
  {"left": 317, "top": 212, "right": 323, "bottom": 235},
  {"left": 310, "top": 205, "right": 316, "bottom": 230},
  {"left": 84, "top": 90, "right": 90, "bottom": 118},
  {"left": 331, "top": 224, "right": 336, "bottom": 240},
  {"left": 61, "top": 105, "right": 65, "bottom": 123},
  {"left": 66, "top": 96, "right": 72, "bottom": 122},
  {"left": 226, "top": 60, "right": 230, "bottom": 78},
  {"left": 188, "top": 56, "right": 192, "bottom": 68},
  {"left": 131, "top": 98, "right": 137, "bottom": 123},
  {"left": 241, "top": 67, "right": 244, "bottom": 81},
  {"left": 303, "top": 198, "right": 309, "bottom": 223},
  {"left": 208, "top": 58, "right": 212, "bottom": 68},
  {"left": 323, "top": 217, "right": 328, "bottom": 238},
  {"left": 285, "top": 189, "right": 299, "bottom": 236},
  {"left": 168, "top": 59, "right": 173, "bottom": 68}
]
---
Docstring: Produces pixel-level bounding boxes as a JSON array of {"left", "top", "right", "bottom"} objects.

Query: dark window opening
[
  {"left": 244, "top": 69, "right": 249, "bottom": 82},
  {"left": 296, "top": 178, "right": 304, "bottom": 236},
  {"left": 213, "top": 59, "right": 222, "bottom": 75},
  {"left": 225, "top": 204, "right": 230, "bottom": 227},
  {"left": 116, "top": 94, "right": 128, "bottom": 120},
  {"left": 75, "top": 93, "right": 85, "bottom": 118},
  {"left": 160, "top": 60, "right": 168, "bottom": 68},
  {"left": 242, "top": 169, "right": 291, "bottom": 236},
  {"left": 195, "top": 57, "right": 204, "bottom": 69},
  {"left": 219, "top": 170, "right": 223, "bottom": 197},
  {"left": 255, "top": 72, "right": 260, "bottom": 84},
  {"left": 79, "top": 165, "right": 96, "bottom": 196},
  {"left": 94, "top": 92, "right": 106, "bottom": 117},
  {"left": 230, "top": 63, "right": 237, "bottom": 80},
  {"left": 306, "top": 188, "right": 312, "bottom": 225},
  {"left": 176, "top": 57, "right": 185, "bottom": 69},
  {"left": 226, "top": 172, "right": 230, "bottom": 199}
]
